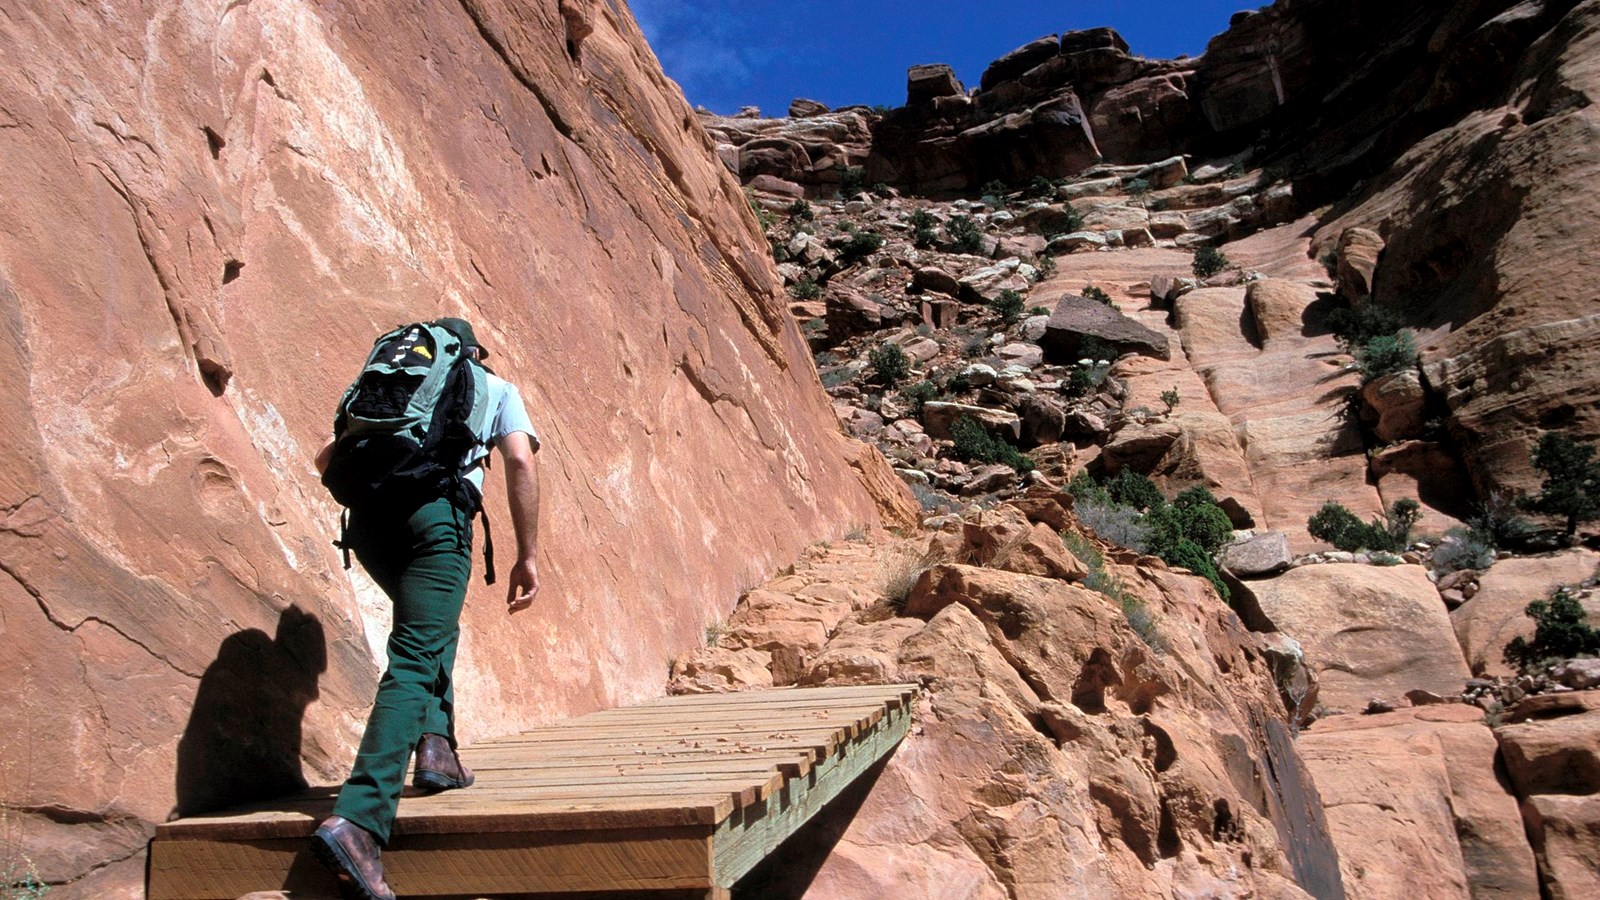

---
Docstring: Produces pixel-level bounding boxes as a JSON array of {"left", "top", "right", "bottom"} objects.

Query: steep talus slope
[{"left": 0, "top": 0, "right": 909, "bottom": 893}]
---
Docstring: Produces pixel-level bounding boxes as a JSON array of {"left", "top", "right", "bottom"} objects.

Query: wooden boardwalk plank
[{"left": 149, "top": 683, "right": 919, "bottom": 898}]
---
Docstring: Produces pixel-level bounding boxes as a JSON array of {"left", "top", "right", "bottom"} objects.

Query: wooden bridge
[{"left": 148, "top": 683, "right": 918, "bottom": 898}]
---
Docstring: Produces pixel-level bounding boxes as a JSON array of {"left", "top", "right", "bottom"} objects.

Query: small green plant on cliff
[
  {"left": 1071, "top": 473, "right": 1234, "bottom": 603},
  {"left": 1504, "top": 587, "right": 1600, "bottom": 673},
  {"left": 949, "top": 416, "right": 1035, "bottom": 474},
  {"left": 1082, "top": 284, "right": 1114, "bottom": 306},
  {"left": 837, "top": 165, "right": 867, "bottom": 198},
  {"left": 1062, "top": 529, "right": 1166, "bottom": 652},
  {"left": 789, "top": 278, "right": 822, "bottom": 300},
  {"left": 1160, "top": 388, "right": 1181, "bottom": 415},
  {"left": 946, "top": 215, "right": 984, "bottom": 254},
  {"left": 1355, "top": 330, "right": 1418, "bottom": 383},
  {"left": 1191, "top": 245, "right": 1229, "bottom": 278},
  {"left": 839, "top": 230, "right": 885, "bottom": 263},
  {"left": 747, "top": 192, "right": 776, "bottom": 232},
  {"left": 1024, "top": 174, "right": 1058, "bottom": 199},
  {"left": 1033, "top": 254, "right": 1057, "bottom": 278},
  {"left": 1521, "top": 431, "right": 1600, "bottom": 539},
  {"left": 1306, "top": 498, "right": 1421, "bottom": 552},
  {"left": 990, "top": 289, "right": 1025, "bottom": 324},
  {"left": 787, "top": 199, "right": 815, "bottom": 223},
  {"left": 901, "top": 379, "right": 938, "bottom": 416},
  {"left": 1320, "top": 249, "right": 1340, "bottom": 279},
  {"left": 868, "top": 341, "right": 910, "bottom": 384}
]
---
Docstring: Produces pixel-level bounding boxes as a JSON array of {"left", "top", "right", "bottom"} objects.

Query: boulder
[
  {"left": 1045, "top": 230, "right": 1109, "bottom": 254},
  {"left": 1248, "top": 564, "right": 1470, "bottom": 711},
  {"left": 738, "top": 136, "right": 810, "bottom": 180},
  {"left": 667, "top": 647, "right": 774, "bottom": 694},
  {"left": 995, "top": 342, "right": 1043, "bottom": 369},
  {"left": 789, "top": 97, "right": 830, "bottom": 118},
  {"left": 1244, "top": 278, "right": 1318, "bottom": 347},
  {"left": 920, "top": 402, "right": 1023, "bottom": 442},
  {"left": 1040, "top": 295, "right": 1171, "bottom": 362},
  {"left": 1218, "top": 532, "right": 1293, "bottom": 578},
  {"left": 912, "top": 265, "right": 961, "bottom": 295},
  {"left": 824, "top": 286, "right": 882, "bottom": 339},
  {"left": 1554, "top": 658, "right": 1600, "bottom": 690},
  {"left": 1299, "top": 706, "right": 1539, "bottom": 900},
  {"left": 1132, "top": 156, "right": 1189, "bottom": 190},
  {"left": 1336, "top": 227, "right": 1384, "bottom": 302},
  {"left": 1496, "top": 704, "right": 1600, "bottom": 797},
  {"left": 960, "top": 464, "right": 1016, "bottom": 497},
  {"left": 907, "top": 63, "right": 963, "bottom": 104},
  {"left": 1361, "top": 369, "right": 1427, "bottom": 443},
  {"left": 1059, "top": 27, "right": 1130, "bottom": 56},
  {"left": 801, "top": 618, "right": 923, "bottom": 687},
  {"left": 1449, "top": 550, "right": 1600, "bottom": 678},
  {"left": 979, "top": 36, "right": 1061, "bottom": 92},
  {"left": 1018, "top": 393, "right": 1066, "bottom": 446}
]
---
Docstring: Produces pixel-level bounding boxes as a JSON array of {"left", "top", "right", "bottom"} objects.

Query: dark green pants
[{"left": 332, "top": 496, "right": 472, "bottom": 843}]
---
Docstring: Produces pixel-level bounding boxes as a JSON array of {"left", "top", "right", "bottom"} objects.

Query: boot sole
[
  {"left": 412, "top": 769, "right": 473, "bottom": 792},
  {"left": 311, "top": 829, "right": 393, "bottom": 900}
]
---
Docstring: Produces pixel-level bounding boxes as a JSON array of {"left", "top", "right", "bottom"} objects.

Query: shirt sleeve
[{"left": 491, "top": 381, "right": 539, "bottom": 452}]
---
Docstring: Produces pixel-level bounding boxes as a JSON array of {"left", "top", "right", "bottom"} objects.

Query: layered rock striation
[{"left": 0, "top": 0, "right": 908, "bottom": 893}]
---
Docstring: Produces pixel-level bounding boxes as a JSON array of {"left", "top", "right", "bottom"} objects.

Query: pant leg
[{"left": 331, "top": 497, "right": 472, "bottom": 843}]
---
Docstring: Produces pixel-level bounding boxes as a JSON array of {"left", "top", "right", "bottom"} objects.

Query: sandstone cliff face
[{"left": 0, "top": 1, "right": 908, "bottom": 893}]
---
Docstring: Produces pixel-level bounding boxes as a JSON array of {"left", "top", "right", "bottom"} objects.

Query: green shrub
[
  {"left": 1034, "top": 254, "right": 1058, "bottom": 278},
  {"left": 1083, "top": 285, "right": 1114, "bottom": 306},
  {"left": 1076, "top": 499, "right": 1151, "bottom": 552},
  {"left": 748, "top": 193, "right": 776, "bottom": 231},
  {"left": 1432, "top": 525, "right": 1495, "bottom": 573},
  {"left": 946, "top": 215, "right": 984, "bottom": 254},
  {"left": 869, "top": 342, "right": 910, "bottom": 383},
  {"left": 950, "top": 415, "right": 1035, "bottom": 474},
  {"left": 1078, "top": 336, "right": 1115, "bottom": 363},
  {"left": 1124, "top": 177, "right": 1151, "bottom": 198},
  {"left": 1306, "top": 498, "right": 1420, "bottom": 552},
  {"left": 787, "top": 199, "right": 814, "bottom": 222},
  {"left": 1522, "top": 431, "right": 1600, "bottom": 538},
  {"left": 1327, "top": 304, "right": 1405, "bottom": 351},
  {"left": 1165, "top": 536, "right": 1230, "bottom": 600},
  {"left": 902, "top": 379, "right": 938, "bottom": 415},
  {"left": 1064, "top": 366, "right": 1096, "bottom": 397},
  {"left": 980, "top": 179, "right": 1010, "bottom": 204},
  {"left": 1144, "top": 487, "right": 1233, "bottom": 600},
  {"left": 1504, "top": 587, "right": 1600, "bottom": 672},
  {"left": 1320, "top": 250, "right": 1339, "bottom": 279},
  {"left": 1470, "top": 491, "right": 1535, "bottom": 549},
  {"left": 840, "top": 230, "right": 885, "bottom": 263},
  {"left": 790, "top": 278, "right": 822, "bottom": 300},
  {"left": 1024, "top": 175, "right": 1057, "bottom": 198},
  {"left": 1062, "top": 530, "right": 1165, "bottom": 652},
  {"left": 1030, "top": 305, "right": 1050, "bottom": 316},
  {"left": 871, "top": 182, "right": 893, "bottom": 198},
  {"left": 1356, "top": 330, "right": 1417, "bottom": 382},
  {"left": 1160, "top": 388, "right": 1180, "bottom": 414},
  {"left": 908, "top": 208, "right": 938, "bottom": 230},
  {"left": 836, "top": 165, "right": 867, "bottom": 198},
  {"left": 1068, "top": 470, "right": 1112, "bottom": 507},
  {"left": 867, "top": 104, "right": 895, "bottom": 116},
  {"left": 1106, "top": 470, "right": 1165, "bottom": 512},
  {"left": 1192, "top": 245, "right": 1229, "bottom": 278},
  {"left": 990, "top": 289, "right": 1025, "bottom": 323}
]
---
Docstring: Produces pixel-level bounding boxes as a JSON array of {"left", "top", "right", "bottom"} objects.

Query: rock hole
[
  {"left": 1142, "top": 719, "right": 1177, "bottom": 772},
  {"left": 260, "top": 69, "right": 276, "bottom": 87},
  {"left": 1539, "top": 404, "right": 1575, "bottom": 429},
  {"left": 222, "top": 260, "right": 243, "bottom": 284},
  {"left": 202, "top": 126, "right": 225, "bottom": 159},
  {"left": 565, "top": 38, "right": 581, "bottom": 62},
  {"left": 1156, "top": 797, "right": 1182, "bottom": 859},
  {"left": 1070, "top": 647, "right": 1117, "bottom": 715},
  {"left": 1212, "top": 798, "right": 1238, "bottom": 842},
  {"left": 199, "top": 359, "right": 231, "bottom": 396}
]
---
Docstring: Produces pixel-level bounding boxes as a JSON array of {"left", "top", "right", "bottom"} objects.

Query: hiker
[{"left": 309, "top": 317, "right": 541, "bottom": 900}]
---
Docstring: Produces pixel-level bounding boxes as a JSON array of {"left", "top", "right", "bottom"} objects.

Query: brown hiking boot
[
  {"left": 412, "top": 732, "right": 475, "bottom": 792},
  {"left": 311, "top": 816, "right": 395, "bottom": 900}
]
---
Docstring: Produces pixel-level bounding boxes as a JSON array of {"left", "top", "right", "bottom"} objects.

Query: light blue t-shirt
[{"left": 463, "top": 372, "right": 538, "bottom": 492}]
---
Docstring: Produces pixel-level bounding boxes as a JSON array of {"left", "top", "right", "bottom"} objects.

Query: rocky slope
[
  {"left": 0, "top": 1, "right": 910, "bottom": 894},
  {"left": 697, "top": 2, "right": 1600, "bottom": 897}
]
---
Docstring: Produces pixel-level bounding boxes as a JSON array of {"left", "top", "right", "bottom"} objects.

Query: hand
[{"left": 506, "top": 557, "right": 540, "bottom": 614}]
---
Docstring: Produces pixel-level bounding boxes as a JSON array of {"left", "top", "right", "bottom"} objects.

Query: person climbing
[{"left": 309, "top": 317, "right": 542, "bottom": 900}]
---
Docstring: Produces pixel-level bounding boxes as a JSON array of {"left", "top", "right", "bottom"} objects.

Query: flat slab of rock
[
  {"left": 1299, "top": 706, "right": 1538, "bottom": 900},
  {"left": 1218, "top": 532, "right": 1292, "bottom": 578},
  {"left": 1248, "top": 564, "right": 1470, "bottom": 712},
  {"left": 1040, "top": 294, "right": 1170, "bottom": 362},
  {"left": 921, "top": 401, "right": 1022, "bottom": 442}
]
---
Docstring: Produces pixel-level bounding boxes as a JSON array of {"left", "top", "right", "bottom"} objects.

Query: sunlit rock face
[{"left": 0, "top": 1, "right": 910, "bottom": 892}]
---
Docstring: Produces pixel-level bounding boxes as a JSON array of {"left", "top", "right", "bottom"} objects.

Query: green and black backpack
[{"left": 322, "top": 320, "right": 496, "bottom": 580}]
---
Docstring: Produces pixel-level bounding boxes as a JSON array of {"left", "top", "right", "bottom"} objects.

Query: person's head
[{"left": 435, "top": 317, "right": 489, "bottom": 359}]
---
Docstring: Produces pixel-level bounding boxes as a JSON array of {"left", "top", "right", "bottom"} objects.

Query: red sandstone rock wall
[{"left": 0, "top": 1, "right": 909, "bottom": 893}]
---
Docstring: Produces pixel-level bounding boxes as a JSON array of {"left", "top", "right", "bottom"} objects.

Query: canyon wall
[{"left": 0, "top": 0, "right": 909, "bottom": 893}]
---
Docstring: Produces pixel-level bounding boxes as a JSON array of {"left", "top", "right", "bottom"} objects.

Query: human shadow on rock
[{"left": 175, "top": 604, "right": 327, "bottom": 817}]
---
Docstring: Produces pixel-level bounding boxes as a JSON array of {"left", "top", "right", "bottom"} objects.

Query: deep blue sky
[{"left": 630, "top": 0, "right": 1261, "bottom": 116}]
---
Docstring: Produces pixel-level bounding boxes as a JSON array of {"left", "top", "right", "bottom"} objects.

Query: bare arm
[
  {"left": 499, "top": 431, "right": 541, "bottom": 613},
  {"left": 315, "top": 438, "right": 335, "bottom": 476}
]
